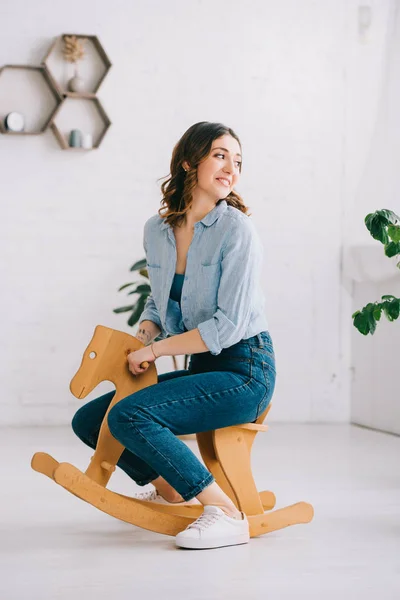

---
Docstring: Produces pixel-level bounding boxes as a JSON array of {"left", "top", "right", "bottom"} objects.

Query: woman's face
[{"left": 188, "top": 134, "right": 242, "bottom": 200}]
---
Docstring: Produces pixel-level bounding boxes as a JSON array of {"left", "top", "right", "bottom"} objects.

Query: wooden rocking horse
[{"left": 31, "top": 325, "right": 314, "bottom": 538}]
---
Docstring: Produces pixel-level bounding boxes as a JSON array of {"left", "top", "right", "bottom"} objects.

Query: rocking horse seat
[{"left": 31, "top": 325, "right": 314, "bottom": 538}]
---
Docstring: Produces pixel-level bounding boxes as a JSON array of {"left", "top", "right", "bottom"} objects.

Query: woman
[{"left": 72, "top": 121, "right": 276, "bottom": 550}]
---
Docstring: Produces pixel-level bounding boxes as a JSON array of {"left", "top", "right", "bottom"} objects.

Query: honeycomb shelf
[
  {"left": 0, "top": 35, "right": 112, "bottom": 149},
  {"left": 0, "top": 65, "right": 63, "bottom": 135},
  {"left": 50, "top": 94, "right": 111, "bottom": 150}
]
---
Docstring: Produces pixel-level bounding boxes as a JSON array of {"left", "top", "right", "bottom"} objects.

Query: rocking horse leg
[
  {"left": 53, "top": 462, "right": 197, "bottom": 536},
  {"left": 31, "top": 452, "right": 59, "bottom": 481},
  {"left": 248, "top": 502, "right": 314, "bottom": 537},
  {"left": 196, "top": 431, "right": 238, "bottom": 505}
]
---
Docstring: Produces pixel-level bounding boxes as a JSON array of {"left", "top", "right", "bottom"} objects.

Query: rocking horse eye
[{"left": 89, "top": 351, "right": 97, "bottom": 359}]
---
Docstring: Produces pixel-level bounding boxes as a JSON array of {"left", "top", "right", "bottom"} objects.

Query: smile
[{"left": 216, "top": 178, "right": 230, "bottom": 187}]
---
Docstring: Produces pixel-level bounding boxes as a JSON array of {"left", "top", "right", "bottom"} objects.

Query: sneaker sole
[{"left": 175, "top": 533, "right": 250, "bottom": 550}]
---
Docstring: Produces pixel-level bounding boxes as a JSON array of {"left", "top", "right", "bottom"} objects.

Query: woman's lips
[{"left": 216, "top": 178, "right": 230, "bottom": 187}]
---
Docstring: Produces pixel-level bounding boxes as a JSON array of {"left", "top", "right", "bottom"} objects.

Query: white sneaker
[
  {"left": 133, "top": 488, "right": 200, "bottom": 506},
  {"left": 175, "top": 505, "right": 250, "bottom": 550}
]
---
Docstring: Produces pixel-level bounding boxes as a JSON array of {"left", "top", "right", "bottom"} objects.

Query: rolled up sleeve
[{"left": 197, "top": 220, "right": 260, "bottom": 355}]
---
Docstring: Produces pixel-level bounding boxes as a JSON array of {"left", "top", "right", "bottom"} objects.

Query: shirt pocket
[{"left": 199, "top": 261, "right": 221, "bottom": 307}]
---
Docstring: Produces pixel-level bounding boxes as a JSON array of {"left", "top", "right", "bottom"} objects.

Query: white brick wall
[{"left": 1, "top": 0, "right": 394, "bottom": 425}]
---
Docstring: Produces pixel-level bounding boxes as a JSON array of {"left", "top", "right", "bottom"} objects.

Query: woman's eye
[{"left": 215, "top": 153, "right": 241, "bottom": 168}]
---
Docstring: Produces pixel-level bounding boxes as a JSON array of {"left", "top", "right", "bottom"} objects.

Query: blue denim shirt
[{"left": 140, "top": 199, "right": 269, "bottom": 355}]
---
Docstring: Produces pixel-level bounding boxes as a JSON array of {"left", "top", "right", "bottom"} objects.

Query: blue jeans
[{"left": 71, "top": 330, "right": 276, "bottom": 501}]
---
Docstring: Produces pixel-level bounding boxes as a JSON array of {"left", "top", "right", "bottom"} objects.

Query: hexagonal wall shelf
[
  {"left": 50, "top": 94, "right": 111, "bottom": 150},
  {"left": 42, "top": 34, "right": 112, "bottom": 95},
  {"left": 0, "top": 65, "right": 63, "bottom": 135}
]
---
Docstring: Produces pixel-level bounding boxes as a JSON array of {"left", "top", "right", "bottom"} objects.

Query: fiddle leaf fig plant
[
  {"left": 114, "top": 257, "right": 187, "bottom": 370},
  {"left": 352, "top": 209, "right": 400, "bottom": 335},
  {"left": 113, "top": 258, "right": 152, "bottom": 327}
]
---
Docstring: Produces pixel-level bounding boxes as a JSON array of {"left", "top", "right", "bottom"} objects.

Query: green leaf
[
  {"left": 118, "top": 282, "right": 135, "bottom": 292},
  {"left": 382, "top": 299, "right": 400, "bottom": 321},
  {"left": 384, "top": 241, "right": 400, "bottom": 258},
  {"left": 130, "top": 258, "right": 147, "bottom": 272},
  {"left": 353, "top": 311, "right": 370, "bottom": 335},
  {"left": 385, "top": 299, "right": 400, "bottom": 321},
  {"left": 388, "top": 224, "right": 400, "bottom": 243},
  {"left": 365, "top": 213, "right": 388, "bottom": 244},
  {"left": 365, "top": 210, "right": 400, "bottom": 245},
  {"left": 113, "top": 304, "right": 135, "bottom": 314},
  {"left": 378, "top": 209, "right": 400, "bottom": 224},
  {"left": 373, "top": 307, "right": 382, "bottom": 321},
  {"left": 127, "top": 294, "right": 148, "bottom": 327},
  {"left": 127, "top": 285, "right": 151, "bottom": 296}
]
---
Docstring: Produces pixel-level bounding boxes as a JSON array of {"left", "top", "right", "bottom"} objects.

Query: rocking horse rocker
[{"left": 31, "top": 325, "right": 314, "bottom": 540}]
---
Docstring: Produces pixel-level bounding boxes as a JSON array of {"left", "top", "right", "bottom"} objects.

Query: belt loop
[{"left": 256, "top": 333, "right": 264, "bottom": 348}]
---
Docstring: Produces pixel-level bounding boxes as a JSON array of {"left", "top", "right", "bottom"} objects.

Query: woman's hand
[{"left": 127, "top": 345, "right": 157, "bottom": 375}]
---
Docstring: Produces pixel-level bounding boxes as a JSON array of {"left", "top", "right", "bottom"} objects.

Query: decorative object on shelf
[
  {"left": 68, "top": 73, "right": 85, "bottom": 93},
  {"left": 82, "top": 132, "right": 93, "bottom": 149},
  {"left": 352, "top": 209, "right": 400, "bottom": 335},
  {"left": 68, "top": 129, "right": 82, "bottom": 147},
  {"left": 4, "top": 111, "right": 25, "bottom": 132},
  {"left": 0, "top": 65, "right": 63, "bottom": 135},
  {"left": 62, "top": 35, "right": 87, "bottom": 93},
  {"left": 43, "top": 34, "right": 112, "bottom": 95}
]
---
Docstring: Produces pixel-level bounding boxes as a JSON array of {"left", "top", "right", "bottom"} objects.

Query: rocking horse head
[{"left": 69, "top": 325, "right": 141, "bottom": 399}]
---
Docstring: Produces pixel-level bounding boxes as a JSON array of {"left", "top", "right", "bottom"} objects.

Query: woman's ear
[{"left": 182, "top": 160, "right": 190, "bottom": 172}]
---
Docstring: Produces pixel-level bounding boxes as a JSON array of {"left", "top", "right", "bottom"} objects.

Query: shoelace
[{"left": 188, "top": 512, "right": 221, "bottom": 531}]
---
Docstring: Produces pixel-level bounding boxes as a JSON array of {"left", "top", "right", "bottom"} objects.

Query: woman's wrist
[{"left": 151, "top": 341, "right": 162, "bottom": 358}]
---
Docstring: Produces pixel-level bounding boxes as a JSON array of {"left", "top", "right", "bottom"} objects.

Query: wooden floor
[{"left": 1, "top": 423, "right": 399, "bottom": 599}]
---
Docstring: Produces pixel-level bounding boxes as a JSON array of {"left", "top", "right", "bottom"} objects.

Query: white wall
[{"left": 1, "top": 0, "right": 395, "bottom": 426}]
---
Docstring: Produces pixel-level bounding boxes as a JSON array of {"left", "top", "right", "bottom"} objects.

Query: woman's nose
[{"left": 223, "top": 159, "right": 235, "bottom": 173}]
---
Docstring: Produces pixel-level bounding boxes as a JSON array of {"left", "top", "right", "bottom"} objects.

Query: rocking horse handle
[{"left": 125, "top": 348, "right": 149, "bottom": 370}]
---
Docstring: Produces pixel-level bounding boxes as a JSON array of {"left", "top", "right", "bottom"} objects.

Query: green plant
[
  {"left": 352, "top": 209, "right": 400, "bottom": 335},
  {"left": 113, "top": 257, "right": 153, "bottom": 325},
  {"left": 114, "top": 257, "right": 188, "bottom": 369}
]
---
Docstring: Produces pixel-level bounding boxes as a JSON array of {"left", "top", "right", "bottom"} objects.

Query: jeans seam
[
  {"left": 142, "top": 361, "right": 253, "bottom": 414},
  {"left": 112, "top": 410, "right": 204, "bottom": 490}
]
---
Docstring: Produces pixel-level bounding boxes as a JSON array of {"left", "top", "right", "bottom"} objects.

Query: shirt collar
[{"left": 160, "top": 200, "right": 227, "bottom": 230}]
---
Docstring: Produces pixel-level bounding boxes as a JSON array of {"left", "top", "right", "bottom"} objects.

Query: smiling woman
[
  {"left": 71, "top": 121, "right": 276, "bottom": 550},
  {"left": 158, "top": 121, "right": 247, "bottom": 231}
]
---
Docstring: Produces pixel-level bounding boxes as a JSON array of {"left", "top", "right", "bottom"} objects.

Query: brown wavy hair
[{"left": 156, "top": 121, "right": 251, "bottom": 228}]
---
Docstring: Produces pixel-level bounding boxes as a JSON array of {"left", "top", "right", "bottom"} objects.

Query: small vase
[
  {"left": 69, "top": 129, "right": 82, "bottom": 147},
  {"left": 68, "top": 69, "right": 85, "bottom": 93},
  {"left": 82, "top": 133, "right": 93, "bottom": 149}
]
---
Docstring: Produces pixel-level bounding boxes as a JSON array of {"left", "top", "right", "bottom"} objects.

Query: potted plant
[
  {"left": 114, "top": 258, "right": 188, "bottom": 370},
  {"left": 352, "top": 209, "right": 400, "bottom": 335}
]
